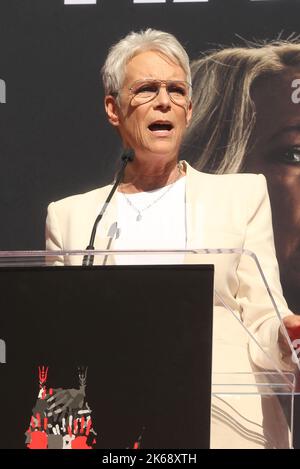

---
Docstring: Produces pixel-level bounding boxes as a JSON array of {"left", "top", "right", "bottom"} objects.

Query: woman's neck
[{"left": 118, "top": 160, "right": 186, "bottom": 194}]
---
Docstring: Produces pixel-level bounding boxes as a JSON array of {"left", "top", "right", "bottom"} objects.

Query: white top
[{"left": 114, "top": 176, "right": 186, "bottom": 264}]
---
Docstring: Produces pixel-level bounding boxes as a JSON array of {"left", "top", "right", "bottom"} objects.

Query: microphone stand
[{"left": 82, "top": 149, "right": 134, "bottom": 266}]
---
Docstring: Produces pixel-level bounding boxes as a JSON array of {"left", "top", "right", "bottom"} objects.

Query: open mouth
[{"left": 148, "top": 121, "right": 173, "bottom": 132}]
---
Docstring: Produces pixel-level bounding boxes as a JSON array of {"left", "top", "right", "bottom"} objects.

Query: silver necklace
[{"left": 121, "top": 163, "right": 182, "bottom": 222}]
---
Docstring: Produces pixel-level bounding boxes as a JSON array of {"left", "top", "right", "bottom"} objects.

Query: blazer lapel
[{"left": 183, "top": 161, "right": 205, "bottom": 263}]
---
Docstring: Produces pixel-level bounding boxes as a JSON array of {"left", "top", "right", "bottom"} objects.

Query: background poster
[{"left": 1, "top": 0, "right": 300, "bottom": 447}]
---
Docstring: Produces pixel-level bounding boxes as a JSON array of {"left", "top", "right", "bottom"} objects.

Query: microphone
[{"left": 82, "top": 148, "right": 135, "bottom": 266}]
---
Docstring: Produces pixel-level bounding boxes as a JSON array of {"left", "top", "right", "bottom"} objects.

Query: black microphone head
[{"left": 121, "top": 148, "right": 135, "bottom": 162}]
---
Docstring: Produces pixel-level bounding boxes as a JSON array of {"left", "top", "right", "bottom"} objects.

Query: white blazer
[{"left": 46, "top": 161, "right": 295, "bottom": 448}]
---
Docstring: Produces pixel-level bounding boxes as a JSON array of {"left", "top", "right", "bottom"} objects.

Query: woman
[
  {"left": 183, "top": 40, "right": 300, "bottom": 315},
  {"left": 46, "top": 30, "right": 300, "bottom": 448}
]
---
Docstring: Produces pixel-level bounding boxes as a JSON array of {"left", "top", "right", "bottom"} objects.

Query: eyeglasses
[{"left": 123, "top": 79, "right": 192, "bottom": 106}]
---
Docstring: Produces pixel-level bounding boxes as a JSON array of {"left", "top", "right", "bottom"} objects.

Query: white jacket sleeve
[
  {"left": 45, "top": 202, "right": 64, "bottom": 251},
  {"left": 236, "top": 174, "right": 295, "bottom": 371}
]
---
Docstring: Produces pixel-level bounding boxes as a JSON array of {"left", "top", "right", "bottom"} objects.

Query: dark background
[{"left": 1, "top": 0, "right": 300, "bottom": 249}]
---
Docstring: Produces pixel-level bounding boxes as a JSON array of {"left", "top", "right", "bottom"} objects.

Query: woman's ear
[
  {"left": 186, "top": 100, "right": 192, "bottom": 128},
  {"left": 104, "top": 95, "right": 120, "bottom": 127}
]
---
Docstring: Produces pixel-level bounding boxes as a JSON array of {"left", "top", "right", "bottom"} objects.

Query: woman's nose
[{"left": 154, "top": 84, "right": 171, "bottom": 108}]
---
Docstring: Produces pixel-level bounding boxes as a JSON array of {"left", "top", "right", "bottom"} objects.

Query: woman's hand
[{"left": 278, "top": 314, "right": 300, "bottom": 359}]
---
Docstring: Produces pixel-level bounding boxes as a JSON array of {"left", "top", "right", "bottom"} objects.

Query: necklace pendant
[{"left": 136, "top": 213, "right": 142, "bottom": 222}]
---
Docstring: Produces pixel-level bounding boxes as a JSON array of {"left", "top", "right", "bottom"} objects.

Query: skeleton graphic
[{"left": 25, "top": 366, "right": 97, "bottom": 449}]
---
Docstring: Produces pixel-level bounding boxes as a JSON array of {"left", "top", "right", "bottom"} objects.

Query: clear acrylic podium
[{"left": 0, "top": 248, "right": 298, "bottom": 450}]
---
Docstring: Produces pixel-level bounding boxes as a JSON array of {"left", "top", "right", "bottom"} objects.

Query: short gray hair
[{"left": 101, "top": 29, "right": 191, "bottom": 96}]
